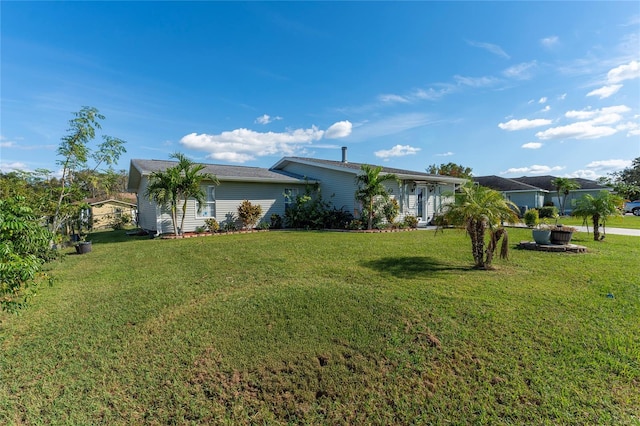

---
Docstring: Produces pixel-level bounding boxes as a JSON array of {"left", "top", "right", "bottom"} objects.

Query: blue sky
[{"left": 2, "top": 1, "right": 639, "bottom": 179}]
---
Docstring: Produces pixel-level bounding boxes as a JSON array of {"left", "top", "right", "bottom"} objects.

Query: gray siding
[
  {"left": 278, "top": 163, "right": 359, "bottom": 214},
  {"left": 136, "top": 176, "right": 161, "bottom": 232}
]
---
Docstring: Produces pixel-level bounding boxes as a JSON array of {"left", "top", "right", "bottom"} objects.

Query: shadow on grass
[
  {"left": 362, "top": 256, "right": 471, "bottom": 279},
  {"left": 85, "top": 229, "right": 152, "bottom": 245}
]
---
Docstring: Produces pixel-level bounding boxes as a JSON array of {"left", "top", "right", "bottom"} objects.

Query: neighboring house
[
  {"left": 127, "top": 149, "right": 467, "bottom": 234},
  {"left": 473, "top": 175, "right": 548, "bottom": 214},
  {"left": 474, "top": 174, "right": 612, "bottom": 214},
  {"left": 84, "top": 194, "right": 138, "bottom": 229}
]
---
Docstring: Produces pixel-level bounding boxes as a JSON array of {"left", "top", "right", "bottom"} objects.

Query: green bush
[
  {"left": 382, "top": 198, "right": 400, "bottom": 224},
  {"left": 538, "top": 206, "right": 559, "bottom": 219},
  {"left": 270, "top": 214, "right": 283, "bottom": 229},
  {"left": 109, "top": 213, "right": 131, "bottom": 230},
  {"left": 204, "top": 218, "right": 219, "bottom": 233},
  {"left": 523, "top": 209, "right": 539, "bottom": 227},
  {"left": 403, "top": 215, "right": 419, "bottom": 229},
  {"left": 237, "top": 200, "right": 262, "bottom": 229}
]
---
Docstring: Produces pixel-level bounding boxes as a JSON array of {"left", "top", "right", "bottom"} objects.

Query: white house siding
[
  {"left": 277, "top": 163, "right": 359, "bottom": 215},
  {"left": 137, "top": 176, "right": 162, "bottom": 232}
]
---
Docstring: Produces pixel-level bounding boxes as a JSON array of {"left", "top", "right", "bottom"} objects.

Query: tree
[
  {"left": 355, "top": 164, "right": 398, "bottom": 230},
  {"left": 145, "top": 153, "right": 218, "bottom": 236},
  {"left": 572, "top": 191, "right": 624, "bottom": 241},
  {"left": 0, "top": 196, "right": 55, "bottom": 312},
  {"left": 440, "top": 183, "right": 520, "bottom": 269},
  {"left": 172, "top": 153, "right": 218, "bottom": 236},
  {"left": 51, "top": 107, "right": 126, "bottom": 236},
  {"left": 427, "top": 162, "right": 473, "bottom": 179},
  {"left": 551, "top": 177, "right": 581, "bottom": 216},
  {"left": 601, "top": 157, "right": 640, "bottom": 200}
]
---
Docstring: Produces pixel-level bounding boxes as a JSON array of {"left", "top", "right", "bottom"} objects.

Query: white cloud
[
  {"left": 0, "top": 141, "right": 16, "bottom": 148},
  {"left": 569, "top": 169, "right": 600, "bottom": 180},
  {"left": 349, "top": 113, "right": 435, "bottom": 142},
  {"left": 541, "top": 105, "right": 551, "bottom": 112},
  {"left": 503, "top": 61, "right": 537, "bottom": 80},
  {"left": 498, "top": 118, "right": 552, "bottom": 131},
  {"left": 522, "top": 142, "right": 542, "bottom": 149},
  {"left": 378, "top": 94, "right": 410, "bottom": 104},
  {"left": 180, "top": 126, "right": 325, "bottom": 163},
  {"left": 374, "top": 144, "right": 421, "bottom": 159},
  {"left": 0, "top": 161, "right": 29, "bottom": 173},
  {"left": 324, "top": 120, "right": 353, "bottom": 139},
  {"left": 541, "top": 36, "right": 559, "bottom": 48},
  {"left": 466, "top": 40, "right": 510, "bottom": 59},
  {"left": 501, "top": 165, "right": 564, "bottom": 175},
  {"left": 607, "top": 60, "right": 640, "bottom": 84},
  {"left": 617, "top": 121, "right": 640, "bottom": 136},
  {"left": 255, "top": 114, "right": 283, "bottom": 125},
  {"left": 454, "top": 75, "right": 499, "bottom": 87},
  {"left": 539, "top": 97, "right": 548, "bottom": 104},
  {"left": 535, "top": 122, "right": 618, "bottom": 140},
  {"left": 585, "top": 159, "right": 632, "bottom": 170},
  {"left": 587, "top": 84, "right": 622, "bottom": 99},
  {"left": 558, "top": 93, "right": 567, "bottom": 100},
  {"left": 436, "top": 151, "right": 454, "bottom": 157}
]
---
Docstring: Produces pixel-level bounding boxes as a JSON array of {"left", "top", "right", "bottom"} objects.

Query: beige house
[{"left": 86, "top": 194, "right": 137, "bottom": 229}]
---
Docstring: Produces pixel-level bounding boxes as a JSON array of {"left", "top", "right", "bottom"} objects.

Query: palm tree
[
  {"left": 145, "top": 165, "right": 182, "bottom": 236},
  {"left": 171, "top": 153, "right": 219, "bottom": 236},
  {"left": 572, "top": 191, "right": 623, "bottom": 241},
  {"left": 441, "top": 183, "right": 520, "bottom": 269},
  {"left": 355, "top": 164, "right": 398, "bottom": 230},
  {"left": 551, "top": 177, "right": 581, "bottom": 216}
]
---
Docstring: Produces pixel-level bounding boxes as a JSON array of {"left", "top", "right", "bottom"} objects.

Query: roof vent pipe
[{"left": 341, "top": 146, "right": 348, "bottom": 163}]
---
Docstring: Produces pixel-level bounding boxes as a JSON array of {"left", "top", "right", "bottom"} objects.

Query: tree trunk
[
  {"left": 592, "top": 214, "right": 600, "bottom": 241},
  {"left": 467, "top": 220, "right": 486, "bottom": 268}
]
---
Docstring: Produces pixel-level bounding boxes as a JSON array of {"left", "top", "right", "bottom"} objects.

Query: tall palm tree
[
  {"left": 441, "top": 183, "right": 520, "bottom": 269},
  {"left": 572, "top": 191, "right": 623, "bottom": 241},
  {"left": 355, "top": 164, "right": 398, "bottom": 230},
  {"left": 145, "top": 165, "right": 182, "bottom": 236},
  {"left": 171, "top": 153, "right": 219, "bottom": 236},
  {"left": 551, "top": 177, "right": 581, "bottom": 216}
]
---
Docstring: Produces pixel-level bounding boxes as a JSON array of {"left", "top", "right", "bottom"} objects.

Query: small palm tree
[
  {"left": 551, "top": 177, "right": 581, "bottom": 216},
  {"left": 145, "top": 165, "right": 182, "bottom": 236},
  {"left": 572, "top": 191, "right": 623, "bottom": 241},
  {"left": 172, "top": 153, "right": 219, "bottom": 236},
  {"left": 355, "top": 164, "right": 398, "bottom": 230},
  {"left": 441, "top": 183, "right": 520, "bottom": 269}
]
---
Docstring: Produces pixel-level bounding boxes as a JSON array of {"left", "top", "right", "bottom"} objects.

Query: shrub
[
  {"left": 523, "top": 209, "right": 539, "bottom": 227},
  {"left": 348, "top": 219, "right": 364, "bottom": 230},
  {"left": 237, "top": 200, "right": 262, "bottom": 229},
  {"left": 324, "top": 207, "right": 354, "bottom": 230},
  {"left": 382, "top": 198, "right": 400, "bottom": 224},
  {"left": 195, "top": 226, "right": 206, "bottom": 234},
  {"left": 256, "top": 221, "right": 270, "bottom": 230},
  {"left": 204, "top": 218, "right": 219, "bottom": 233},
  {"left": 109, "top": 213, "right": 131, "bottom": 230},
  {"left": 270, "top": 214, "right": 283, "bottom": 229},
  {"left": 538, "top": 206, "right": 559, "bottom": 219},
  {"left": 284, "top": 184, "right": 332, "bottom": 229},
  {"left": 403, "top": 215, "right": 419, "bottom": 229}
]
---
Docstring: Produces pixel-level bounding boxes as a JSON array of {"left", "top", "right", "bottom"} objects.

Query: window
[
  {"left": 284, "top": 188, "right": 298, "bottom": 211},
  {"left": 197, "top": 186, "right": 216, "bottom": 218}
]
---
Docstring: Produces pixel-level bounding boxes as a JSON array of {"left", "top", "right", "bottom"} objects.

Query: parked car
[{"left": 623, "top": 200, "right": 640, "bottom": 216}]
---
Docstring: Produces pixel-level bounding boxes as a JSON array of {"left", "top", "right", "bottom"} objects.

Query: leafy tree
[
  {"left": 551, "top": 177, "right": 581, "bottom": 216},
  {"left": 440, "top": 183, "right": 520, "bottom": 269},
  {"left": 427, "top": 162, "right": 473, "bottom": 179},
  {"left": 52, "top": 107, "right": 126, "bottom": 236},
  {"left": 0, "top": 196, "right": 55, "bottom": 312},
  {"left": 600, "top": 158, "right": 640, "bottom": 200},
  {"left": 572, "top": 191, "right": 624, "bottom": 241},
  {"left": 355, "top": 164, "right": 398, "bottom": 230}
]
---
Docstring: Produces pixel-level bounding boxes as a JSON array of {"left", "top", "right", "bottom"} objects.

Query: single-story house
[
  {"left": 474, "top": 174, "right": 612, "bottom": 214},
  {"left": 127, "top": 148, "right": 467, "bottom": 235},
  {"left": 84, "top": 194, "right": 138, "bottom": 229}
]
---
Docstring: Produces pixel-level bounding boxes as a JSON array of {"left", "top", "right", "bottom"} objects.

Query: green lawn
[
  {"left": 553, "top": 213, "right": 640, "bottom": 230},
  {"left": 1, "top": 228, "right": 639, "bottom": 424}
]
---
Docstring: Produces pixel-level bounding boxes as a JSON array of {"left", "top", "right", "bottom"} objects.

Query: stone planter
[
  {"left": 550, "top": 230, "right": 573, "bottom": 245},
  {"left": 532, "top": 229, "right": 552, "bottom": 245}
]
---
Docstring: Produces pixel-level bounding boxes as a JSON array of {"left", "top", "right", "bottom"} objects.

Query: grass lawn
[
  {"left": 1, "top": 228, "right": 639, "bottom": 424},
  {"left": 552, "top": 213, "right": 640, "bottom": 230}
]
